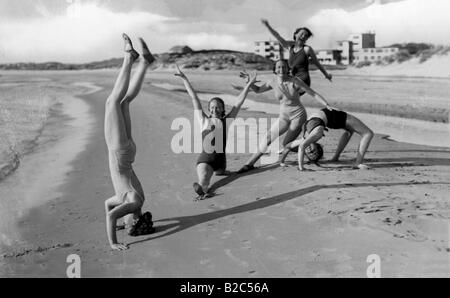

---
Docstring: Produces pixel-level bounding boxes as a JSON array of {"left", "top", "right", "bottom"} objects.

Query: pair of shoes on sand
[
  {"left": 122, "top": 33, "right": 155, "bottom": 64},
  {"left": 193, "top": 183, "right": 215, "bottom": 201}
]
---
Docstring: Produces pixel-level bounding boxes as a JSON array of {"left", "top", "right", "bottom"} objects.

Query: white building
[
  {"left": 316, "top": 49, "right": 342, "bottom": 65},
  {"left": 254, "top": 40, "right": 289, "bottom": 61},
  {"left": 336, "top": 40, "right": 353, "bottom": 65},
  {"left": 348, "top": 32, "right": 399, "bottom": 63},
  {"left": 353, "top": 47, "right": 399, "bottom": 63},
  {"left": 348, "top": 32, "right": 376, "bottom": 51},
  {"left": 257, "top": 32, "right": 398, "bottom": 66}
]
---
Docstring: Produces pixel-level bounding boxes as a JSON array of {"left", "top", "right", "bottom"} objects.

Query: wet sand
[{"left": 0, "top": 70, "right": 449, "bottom": 277}]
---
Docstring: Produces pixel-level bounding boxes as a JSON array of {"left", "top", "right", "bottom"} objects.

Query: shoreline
[
  {"left": 0, "top": 79, "right": 100, "bottom": 184},
  {"left": 0, "top": 80, "right": 101, "bottom": 256},
  {"left": 2, "top": 76, "right": 449, "bottom": 277}
]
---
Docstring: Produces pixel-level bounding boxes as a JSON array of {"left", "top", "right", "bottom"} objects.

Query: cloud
[
  {"left": 306, "top": 0, "right": 450, "bottom": 48},
  {"left": 3, "top": 0, "right": 447, "bottom": 63},
  {"left": 183, "top": 33, "right": 249, "bottom": 50},
  {"left": 0, "top": 1, "right": 252, "bottom": 63},
  {"left": 0, "top": 2, "right": 175, "bottom": 63}
]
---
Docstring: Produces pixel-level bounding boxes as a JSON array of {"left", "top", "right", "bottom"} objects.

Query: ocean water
[
  {"left": 0, "top": 78, "right": 97, "bottom": 253},
  {"left": 0, "top": 82, "right": 56, "bottom": 179}
]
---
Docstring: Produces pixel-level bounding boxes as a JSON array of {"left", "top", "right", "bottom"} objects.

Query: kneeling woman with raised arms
[{"left": 175, "top": 65, "right": 257, "bottom": 199}]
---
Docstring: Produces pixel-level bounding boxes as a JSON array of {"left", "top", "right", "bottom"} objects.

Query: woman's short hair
[
  {"left": 305, "top": 142, "right": 323, "bottom": 163},
  {"left": 272, "top": 59, "right": 289, "bottom": 74},
  {"left": 208, "top": 97, "right": 226, "bottom": 118},
  {"left": 293, "top": 27, "right": 313, "bottom": 40}
]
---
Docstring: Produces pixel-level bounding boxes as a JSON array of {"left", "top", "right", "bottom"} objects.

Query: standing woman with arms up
[
  {"left": 261, "top": 18, "right": 332, "bottom": 90},
  {"left": 104, "top": 34, "right": 155, "bottom": 251},
  {"left": 237, "top": 59, "right": 331, "bottom": 173}
]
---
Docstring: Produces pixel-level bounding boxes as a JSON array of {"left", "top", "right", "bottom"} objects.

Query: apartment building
[{"left": 254, "top": 40, "right": 290, "bottom": 61}]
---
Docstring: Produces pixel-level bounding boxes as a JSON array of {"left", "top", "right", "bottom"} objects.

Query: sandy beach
[{"left": 0, "top": 69, "right": 449, "bottom": 277}]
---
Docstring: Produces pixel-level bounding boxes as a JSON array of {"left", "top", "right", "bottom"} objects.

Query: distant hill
[{"left": 0, "top": 49, "right": 274, "bottom": 71}]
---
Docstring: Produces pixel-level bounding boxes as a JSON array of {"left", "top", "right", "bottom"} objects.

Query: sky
[{"left": 0, "top": 0, "right": 449, "bottom": 63}]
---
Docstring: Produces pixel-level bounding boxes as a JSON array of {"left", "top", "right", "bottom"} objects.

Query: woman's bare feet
[
  {"left": 279, "top": 148, "right": 290, "bottom": 165},
  {"left": 138, "top": 37, "right": 155, "bottom": 65},
  {"left": 354, "top": 163, "right": 370, "bottom": 170},
  {"left": 122, "top": 33, "right": 139, "bottom": 62}
]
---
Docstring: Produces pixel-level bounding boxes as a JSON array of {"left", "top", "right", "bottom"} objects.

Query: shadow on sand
[
  {"left": 129, "top": 180, "right": 449, "bottom": 247},
  {"left": 210, "top": 154, "right": 450, "bottom": 190}
]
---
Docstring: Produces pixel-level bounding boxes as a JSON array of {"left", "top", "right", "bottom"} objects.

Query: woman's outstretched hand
[
  {"left": 239, "top": 70, "right": 250, "bottom": 83},
  {"left": 325, "top": 73, "right": 333, "bottom": 82},
  {"left": 247, "top": 71, "right": 259, "bottom": 86},
  {"left": 240, "top": 70, "right": 259, "bottom": 85},
  {"left": 174, "top": 64, "right": 187, "bottom": 80},
  {"left": 261, "top": 18, "right": 270, "bottom": 27}
]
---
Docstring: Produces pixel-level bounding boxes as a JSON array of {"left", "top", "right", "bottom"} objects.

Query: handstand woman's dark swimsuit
[
  {"left": 288, "top": 46, "right": 311, "bottom": 95},
  {"left": 303, "top": 109, "right": 348, "bottom": 136},
  {"left": 197, "top": 117, "right": 227, "bottom": 172}
]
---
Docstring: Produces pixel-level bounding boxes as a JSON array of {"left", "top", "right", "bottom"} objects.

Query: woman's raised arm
[
  {"left": 174, "top": 65, "right": 207, "bottom": 118},
  {"left": 261, "top": 19, "right": 293, "bottom": 49},
  {"left": 235, "top": 70, "right": 273, "bottom": 93},
  {"left": 292, "top": 77, "right": 331, "bottom": 109},
  {"left": 228, "top": 71, "right": 259, "bottom": 118},
  {"left": 307, "top": 46, "right": 332, "bottom": 82}
]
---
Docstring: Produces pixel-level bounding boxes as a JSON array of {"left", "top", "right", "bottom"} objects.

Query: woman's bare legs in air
[
  {"left": 104, "top": 34, "right": 143, "bottom": 251},
  {"left": 120, "top": 38, "right": 154, "bottom": 139}
]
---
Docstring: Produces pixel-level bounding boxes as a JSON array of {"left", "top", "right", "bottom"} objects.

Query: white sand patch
[{"left": 345, "top": 54, "right": 450, "bottom": 78}]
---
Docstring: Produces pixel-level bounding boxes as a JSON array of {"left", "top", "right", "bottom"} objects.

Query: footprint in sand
[
  {"left": 208, "top": 204, "right": 224, "bottom": 211},
  {"left": 241, "top": 240, "right": 252, "bottom": 250},
  {"left": 200, "top": 258, "right": 214, "bottom": 268},
  {"left": 224, "top": 249, "right": 249, "bottom": 268},
  {"left": 221, "top": 230, "right": 232, "bottom": 239}
]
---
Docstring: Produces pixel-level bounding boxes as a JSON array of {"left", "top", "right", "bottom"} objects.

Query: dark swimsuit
[
  {"left": 288, "top": 46, "right": 311, "bottom": 95},
  {"left": 197, "top": 117, "right": 227, "bottom": 172},
  {"left": 303, "top": 109, "right": 348, "bottom": 137},
  {"left": 322, "top": 108, "right": 348, "bottom": 129}
]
